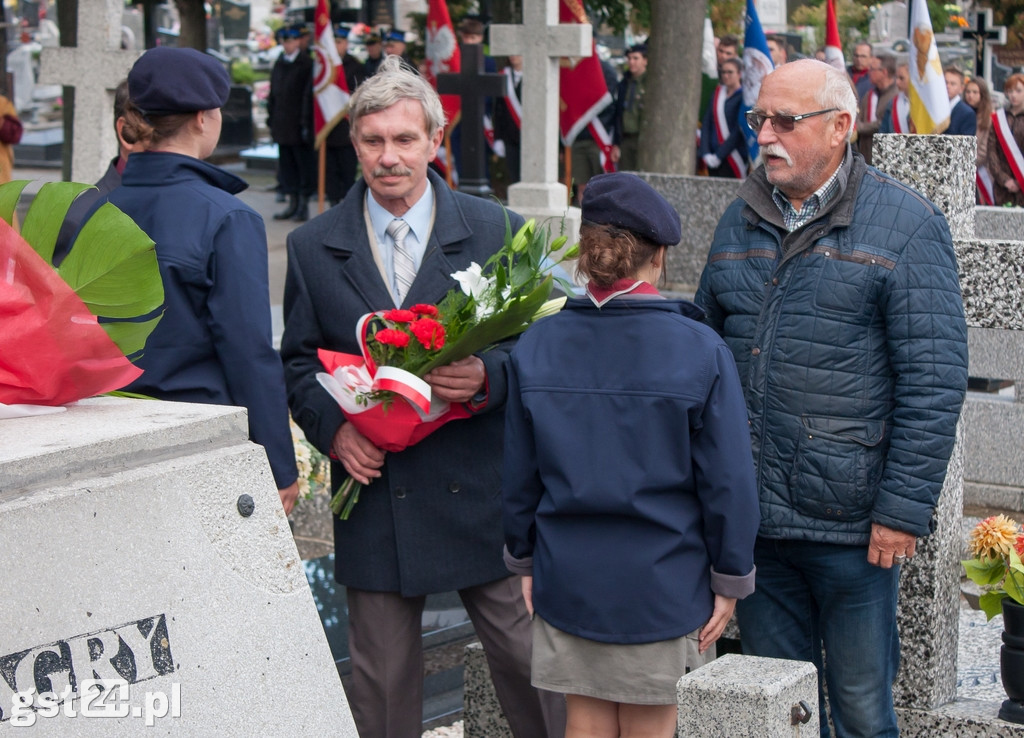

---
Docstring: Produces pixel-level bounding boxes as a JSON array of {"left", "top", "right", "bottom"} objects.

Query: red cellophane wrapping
[
  {"left": 0, "top": 218, "right": 142, "bottom": 406},
  {"left": 318, "top": 348, "right": 472, "bottom": 451}
]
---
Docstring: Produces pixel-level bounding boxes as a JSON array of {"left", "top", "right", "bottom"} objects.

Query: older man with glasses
[{"left": 695, "top": 59, "right": 968, "bottom": 738}]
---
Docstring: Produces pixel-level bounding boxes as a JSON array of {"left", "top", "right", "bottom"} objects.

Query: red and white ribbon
[
  {"left": 356, "top": 311, "right": 432, "bottom": 414},
  {"left": 993, "top": 108, "right": 1024, "bottom": 193},
  {"left": 713, "top": 85, "right": 747, "bottom": 178}
]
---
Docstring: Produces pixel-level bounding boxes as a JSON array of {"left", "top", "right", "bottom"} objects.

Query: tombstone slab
[{"left": 0, "top": 397, "right": 357, "bottom": 734}]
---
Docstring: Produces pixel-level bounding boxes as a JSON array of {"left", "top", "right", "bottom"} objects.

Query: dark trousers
[
  {"left": 325, "top": 144, "right": 358, "bottom": 204},
  {"left": 278, "top": 143, "right": 315, "bottom": 197},
  {"left": 346, "top": 577, "right": 566, "bottom": 738}
]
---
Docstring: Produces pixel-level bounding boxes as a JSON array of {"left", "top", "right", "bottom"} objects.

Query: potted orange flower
[{"left": 962, "top": 514, "right": 1024, "bottom": 723}]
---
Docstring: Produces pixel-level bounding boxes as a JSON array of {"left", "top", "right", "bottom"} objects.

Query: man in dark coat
[
  {"left": 268, "top": 23, "right": 315, "bottom": 221},
  {"left": 280, "top": 56, "right": 565, "bottom": 738},
  {"left": 612, "top": 43, "right": 646, "bottom": 172},
  {"left": 855, "top": 52, "right": 897, "bottom": 165},
  {"left": 324, "top": 23, "right": 363, "bottom": 207}
]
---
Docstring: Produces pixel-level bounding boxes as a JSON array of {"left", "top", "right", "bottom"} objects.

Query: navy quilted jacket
[{"left": 695, "top": 150, "right": 968, "bottom": 545}]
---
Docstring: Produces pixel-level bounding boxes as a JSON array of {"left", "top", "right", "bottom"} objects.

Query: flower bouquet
[
  {"left": 962, "top": 514, "right": 1024, "bottom": 619},
  {"left": 316, "top": 215, "right": 575, "bottom": 519},
  {"left": 0, "top": 181, "right": 163, "bottom": 419}
]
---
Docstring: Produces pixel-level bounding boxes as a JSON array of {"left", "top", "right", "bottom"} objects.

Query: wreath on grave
[{"left": 0, "top": 180, "right": 164, "bottom": 417}]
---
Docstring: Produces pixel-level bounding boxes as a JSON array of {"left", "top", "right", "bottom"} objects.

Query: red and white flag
[
  {"left": 312, "top": 0, "right": 350, "bottom": 149},
  {"left": 824, "top": 0, "right": 846, "bottom": 72},
  {"left": 423, "top": 0, "right": 461, "bottom": 131},
  {"left": 559, "top": 0, "right": 612, "bottom": 146}
]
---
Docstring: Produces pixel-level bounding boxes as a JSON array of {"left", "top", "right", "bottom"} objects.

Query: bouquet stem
[{"left": 330, "top": 476, "right": 362, "bottom": 520}]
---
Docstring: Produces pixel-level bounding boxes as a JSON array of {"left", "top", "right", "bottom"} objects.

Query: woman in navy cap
[
  {"left": 502, "top": 172, "right": 759, "bottom": 736},
  {"left": 101, "top": 46, "right": 299, "bottom": 513}
]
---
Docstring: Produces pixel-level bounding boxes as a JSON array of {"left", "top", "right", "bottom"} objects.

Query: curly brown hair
[{"left": 576, "top": 222, "right": 661, "bottom": 287}]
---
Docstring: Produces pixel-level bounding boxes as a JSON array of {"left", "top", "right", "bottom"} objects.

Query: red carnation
[
  {"left": 410, "top": 303, "right": 440, "bottom": 317},
  {"left": 1016, "top": 534, "right": 1024, "bottom": 558},
  {"left": 383, "top": 309, "right": 416, "bottom": 323},
  {"left": 374, "top": 328, "right": 410, "bottom": 348},
  {"left": 410, "top": 318, "right": 446, "bottom": 350}
]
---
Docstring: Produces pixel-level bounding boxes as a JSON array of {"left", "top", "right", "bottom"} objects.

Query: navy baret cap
[
  {"left": 582, "top": 172, "right": 681, "bottom": 246},
  {"left": 128, "top": 47, "right": 230, "bottom": 116}
]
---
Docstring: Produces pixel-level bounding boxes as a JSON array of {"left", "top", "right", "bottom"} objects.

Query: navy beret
[
  {"left": 128, "top": 47, "right": 230, "bottom": 116},
  {"left": 627, "top": 43, "right": 648, "bottom": 56},
  {"left": 582, "top": 172, "right": 681, "bottom": 246}
]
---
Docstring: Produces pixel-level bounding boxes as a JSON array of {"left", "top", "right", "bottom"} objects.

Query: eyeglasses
[{"left": 745, "top": 108, "right": 838, "bottom": 134}]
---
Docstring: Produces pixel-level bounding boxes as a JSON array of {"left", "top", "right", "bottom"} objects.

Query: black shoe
[
  {"left": 275, "top": 190, "right": 286, "bottom": 203},
  {"left": 273, "top": 196, "right": 298, "bottom": 220},
  {"left": 291, "top": 196, "right": 310, "bottom": 222}
]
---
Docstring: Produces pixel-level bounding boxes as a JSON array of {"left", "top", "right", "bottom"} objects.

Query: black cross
[
  {"left": 961, "top": 9, "right": 1006, "bottom": 83},
  {"left": 437, "top": 44, "right": 505, "bottom": 198}
]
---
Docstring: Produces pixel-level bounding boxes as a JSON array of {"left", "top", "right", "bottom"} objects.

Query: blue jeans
[{"left": 736, "top": 537, "right": 901, "bottom": 738}]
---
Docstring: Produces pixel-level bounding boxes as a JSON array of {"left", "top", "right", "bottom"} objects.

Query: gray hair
[
  {"left": 349, "top": 55, "right": 446, "bottom": 137},
  {"left": 794, "top": 59, "right": 858, "bottom": 142}
]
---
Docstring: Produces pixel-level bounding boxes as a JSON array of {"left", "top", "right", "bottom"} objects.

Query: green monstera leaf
[{"left": 0, "top": 180, "right": 164, "bottom": 360}]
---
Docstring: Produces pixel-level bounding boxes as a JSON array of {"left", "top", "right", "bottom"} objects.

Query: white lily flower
[{"left": 452, "top": 262, "right": 491, "bottom": 301}]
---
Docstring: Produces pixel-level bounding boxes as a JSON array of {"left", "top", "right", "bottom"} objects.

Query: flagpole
[
  {"left": 317, "top": 143, "right": 326, "bottom": 214},
  {"left": 564, "top": 143, "right": 573, "bottom": 206},
  {"left": 443, "top": 128, "right": 455, "bottom": 189}
]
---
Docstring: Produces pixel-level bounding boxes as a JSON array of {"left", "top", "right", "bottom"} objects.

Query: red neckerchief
[{"left": 585, "top": 279, "right": 661, "bottom": 308}]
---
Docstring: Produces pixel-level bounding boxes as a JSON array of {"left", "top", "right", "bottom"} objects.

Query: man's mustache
[{"left": 372, "top": 166, "right": 413, "bottom": 177}]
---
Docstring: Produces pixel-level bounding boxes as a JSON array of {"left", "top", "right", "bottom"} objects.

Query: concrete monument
[{"left": 0, "top": 397, "right": 357, "bottom": 735}]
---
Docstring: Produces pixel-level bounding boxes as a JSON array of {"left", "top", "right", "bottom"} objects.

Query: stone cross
[
  {"left": 961, "top": 9, "right": 1007, "bottom": 86},
  {"left": 490, "top": 1, "right": 591, "bottom": 212},
  {"left": 38, "top": 0, "right": 139, "bottom": 183},
  {"left": 437, "top": 44, "right": 505, "bottom": 198}
]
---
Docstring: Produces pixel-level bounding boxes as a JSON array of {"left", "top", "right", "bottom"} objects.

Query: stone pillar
[
  {"left": 873, "top": 133, "right": 973, "bottom": 709},
  {"left": 676, "top": 654, "right": 819, "bottom": 737}
]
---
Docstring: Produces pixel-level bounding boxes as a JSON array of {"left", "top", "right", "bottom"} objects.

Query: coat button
[
  {"left": 772, "top": 277, "right": 779, "bottom": 285},
  {"left": 751, "top": 347, "right": 761, "bottom": 356},
  {"left": 449, "top": 482, "right": 461, "bottom": 494},
  {"left": 395, "top": 487, "right": 407, "bottom": 499}
]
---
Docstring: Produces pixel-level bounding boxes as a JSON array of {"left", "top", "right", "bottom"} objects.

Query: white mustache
[
  {"left": 761, "top": 144, "right": 793, "bottom": 167},
  {"left": 373, "top": 166, "right": 413, "bottom": 177}
]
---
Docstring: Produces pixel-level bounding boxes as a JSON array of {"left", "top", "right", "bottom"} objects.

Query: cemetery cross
[
  {"left": 961, "top": 9, "right": 1007, "bottom": 86},
  {"left": 38, "top": 0, "right": 139, "bottom": 183},
  {"left": 436, "top": 44, "right": 505, "bottom": 198},
  {"left": 490, "top": 0, "right": 590, "bottom": 209}
]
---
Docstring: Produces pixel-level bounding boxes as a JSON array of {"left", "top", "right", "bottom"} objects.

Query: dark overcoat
[
  {"left": 268, "top": 51, "right": 313, "bottom": 146},
  {"left": 281, "top": 169, "right": 525, "bottom": 596}
]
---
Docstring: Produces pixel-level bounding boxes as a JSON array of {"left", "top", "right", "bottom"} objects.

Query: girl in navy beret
[
  {"left": 97, "top": 47, "right": 301, "bottom": 514},
  {"left": 502, "top": 172, "right": 760, "bottom": 736}
]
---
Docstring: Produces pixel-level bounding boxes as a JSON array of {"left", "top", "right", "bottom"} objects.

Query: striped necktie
[{"left": 386, "top": 218, "right": 414, "bottom": 303}]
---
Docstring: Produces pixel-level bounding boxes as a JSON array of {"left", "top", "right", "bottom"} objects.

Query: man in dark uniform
[
  {"left": 324, "top": 23, "right": 363, "bottom": 207},
  {"left": 613, "top": 43, "right": 647, "bottom": 173},
  {"left": 362, "top": 29, "right": 384, "bottom": 77},
  {"left": 268, "top": 23, "right": 315, "bottom": 222}
]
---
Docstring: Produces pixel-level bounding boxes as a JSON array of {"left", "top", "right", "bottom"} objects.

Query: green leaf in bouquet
[
  {"left": 962, "top": 556, "right": 1007, "bottom": 586},
  {"left": 417, "top": 275, "right": 554, "bottom": 376},
  {"left": 978, "top": 591, "right": 1005, "bottom": 620},
  {"left": 0, "top": 181, "right": 165, "bottom": 362},
  {"left": 102, "top": 314, "right": 165, "bottom": 358},
  {"left": 21, "top": 181, "right": 96, "bottom": 264},
  {"left": 59, "top": 203, "right": 163, "bottom": 320},
  {"left": 0, "top": 180, "right": 29, "bottom": 226}
]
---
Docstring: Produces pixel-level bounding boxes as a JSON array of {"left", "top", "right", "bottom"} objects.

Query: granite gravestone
[{"left": 0, "top": 398, "right": 358, "bottom": 735}]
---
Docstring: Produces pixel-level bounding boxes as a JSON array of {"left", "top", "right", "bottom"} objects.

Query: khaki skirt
[{"left": 530, "top": 617, "right": 711, "bottom": 705}]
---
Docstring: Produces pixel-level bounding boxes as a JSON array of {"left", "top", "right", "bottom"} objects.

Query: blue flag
[{"left": 741, "top": 0, "right": 774, "bottom": 166}]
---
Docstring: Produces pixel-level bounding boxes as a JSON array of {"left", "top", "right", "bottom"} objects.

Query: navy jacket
[
  {"left": 698, "top": 85, "right": 747, "bottom": 176},
  {"left": 695, "top": 150, "right": 968, "bottom": 545},
  {"left": 100, "top": 152, "right": 297, "bottom": 489},
  {"left": 503, "top": 296, "right": 759, "bottom": 643},
  {"left": 282, "top": 169, "right": 525, "bottom": 596},
  {"left": 948, "top": 98, "right": 977, "bottom": 136}
]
